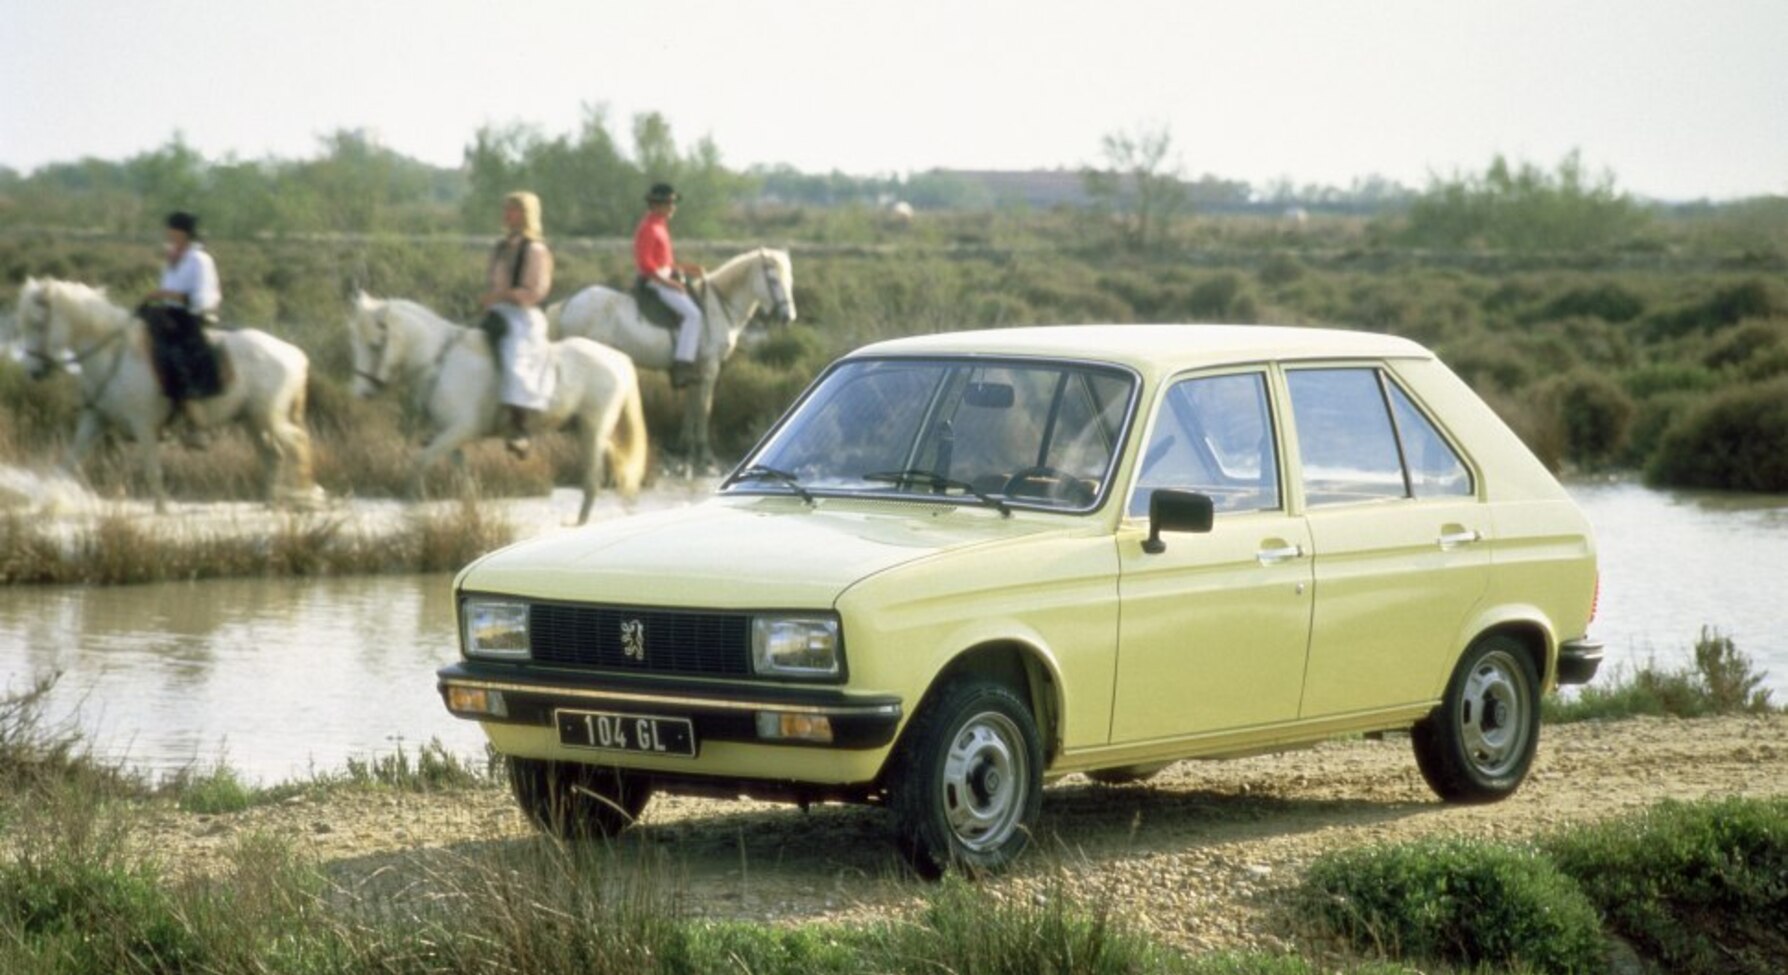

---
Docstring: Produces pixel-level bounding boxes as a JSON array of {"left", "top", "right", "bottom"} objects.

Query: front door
[{"left": 1112, "top": 370, "right": 1314, "bottom": 743}]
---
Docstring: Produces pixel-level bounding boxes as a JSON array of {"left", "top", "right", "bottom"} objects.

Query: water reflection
[{"left": 0, "top": 574, "right": 483, "bottom": 782}]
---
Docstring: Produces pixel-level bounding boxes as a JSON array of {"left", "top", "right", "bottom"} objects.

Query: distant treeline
[{"left": 6, "top": 109, "right": 1784, "bottom": 257}]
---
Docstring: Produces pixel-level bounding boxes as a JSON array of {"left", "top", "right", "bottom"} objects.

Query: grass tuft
[{"left": 1545, "top": 627, "right": 1777, "bottom": 723}]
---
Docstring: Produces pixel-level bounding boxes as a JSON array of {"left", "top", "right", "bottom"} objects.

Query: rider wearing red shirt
[{"left": 633, "top": 183, "right": 704, "bottom": 389}]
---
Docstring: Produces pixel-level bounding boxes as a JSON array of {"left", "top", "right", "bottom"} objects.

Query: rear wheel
[
  {"left": 1413, "top": 635, "right": 1540, "bottom": 803},
  {"left": 508, "top": 758, "right": 652, "bottom": 839},
  {"left": 890, "top": 679, "right": 1043, "bottom": 877}
]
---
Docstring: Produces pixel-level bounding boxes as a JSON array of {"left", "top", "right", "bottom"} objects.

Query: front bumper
[
  {"left": 1556, "top": 638, "right": 1605, "bottom": 685},
  {"left": 436, "top": 661, "right": 904, "bottom": 751}
]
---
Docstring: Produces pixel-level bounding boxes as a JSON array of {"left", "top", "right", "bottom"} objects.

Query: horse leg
[
  {"left": 131, "top": 421, "right": 168, "bottom": 513},
  {"left": 692, "top": 372, "right": 721, "bottom": 475},
  {"left": 415, "top": 427, "right": 477, "bottom": 499},
  {"left": 60, "top": 410, "right": 103, "bottom": 478}
]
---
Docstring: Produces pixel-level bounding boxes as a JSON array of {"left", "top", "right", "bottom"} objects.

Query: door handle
[
  {"left": 1437, "top": 529, "right": 1481, "bottom": 549},
  {"left": 1256, "top": 544, "right": 1305, "bottom": 565}
]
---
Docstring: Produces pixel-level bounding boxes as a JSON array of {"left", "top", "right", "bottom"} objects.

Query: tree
[{"left": 1082, "top": 124, "right": 1189, "bottom": 251}]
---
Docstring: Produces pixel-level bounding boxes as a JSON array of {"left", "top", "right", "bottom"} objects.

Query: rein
[{"left": 28, "top": 322, "right": 131, "bottom": 413}]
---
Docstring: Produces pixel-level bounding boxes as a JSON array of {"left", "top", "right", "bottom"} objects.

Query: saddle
[
  {"left": 139, "top": 305, "right": 233, "bottom": 403},
  {"left": 631, "top": 274, "right": 706, "bottom": 331}
]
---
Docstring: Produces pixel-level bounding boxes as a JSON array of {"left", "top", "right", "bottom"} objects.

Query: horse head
[
  {"left": 16, "top": 277, "right": 71, "bottom": 381},
  {"left": 760, "top": 249, "right": 797, "bottom": 326},
  {"left": 346, "top": 291, "right": 397, "bottom": 398}
]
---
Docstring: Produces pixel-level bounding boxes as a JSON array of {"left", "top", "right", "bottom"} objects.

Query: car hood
[{"left": 458, "top": 496, "right": 1077, "bottom": 608}]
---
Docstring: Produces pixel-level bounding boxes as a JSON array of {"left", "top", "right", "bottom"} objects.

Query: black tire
[
  {"left": 889, "top": 679, "right": 1044, "bottom": 878},
  {"left": 507, "top": 757, "right": 652, "bottom": 839},
  {"left": 1413, "top": 635, "right": 1541, "bottom": 803}
]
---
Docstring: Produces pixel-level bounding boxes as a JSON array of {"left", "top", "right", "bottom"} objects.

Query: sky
[{"left": 3, "top": 0, "right": 1785, "bottom": 201}]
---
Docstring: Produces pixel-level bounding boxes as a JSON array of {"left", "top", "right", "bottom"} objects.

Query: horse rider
[
  {"left": 634, "top": 183, "right": 705, "bottom": 389},
  {"left": 142, "top": 211, "right": 223, "bottom": 447},
  {"left": 478, "top": 190, "right": 556, "bottom": 458}
]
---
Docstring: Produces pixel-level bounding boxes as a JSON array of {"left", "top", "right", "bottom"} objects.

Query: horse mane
[
  {"left": 37, "top": 278, "right": 128, "bottom": 331},
  {"left": 707, "top": 247, "right": 782, "bottom": 289}
]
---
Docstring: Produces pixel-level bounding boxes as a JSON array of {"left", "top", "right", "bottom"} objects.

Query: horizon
[{"left": 4, "top": 1, "right": 1785, "bottom": 202}]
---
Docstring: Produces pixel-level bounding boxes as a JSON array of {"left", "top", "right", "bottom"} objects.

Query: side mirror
[{"left": 1143, "top": 489, "right": 1214, "bottom": 554}]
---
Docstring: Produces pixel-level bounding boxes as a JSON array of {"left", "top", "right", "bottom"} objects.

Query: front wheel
[
  {"left": 889, "top": 679, "right": 1044, "bottom": 877},
  {"left": 1412, "top": 635, "right": 1541, "bottom": 803},
  {"left": 508, "top": 758, "right": 652, "bottom": 839}
]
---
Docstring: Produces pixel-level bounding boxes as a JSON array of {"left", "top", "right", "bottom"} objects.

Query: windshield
[{"left": 730, "top": 357, "right": 1136, "bottom": 511}]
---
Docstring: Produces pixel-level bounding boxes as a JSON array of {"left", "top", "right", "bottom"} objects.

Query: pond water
[{"left": 1, "top": 482, "right": 1783, "bottom": 782}]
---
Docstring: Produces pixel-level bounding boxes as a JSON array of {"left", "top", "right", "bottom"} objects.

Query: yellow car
[{"left": 439, "top": 325, "right": 1601, "bottom": 874}]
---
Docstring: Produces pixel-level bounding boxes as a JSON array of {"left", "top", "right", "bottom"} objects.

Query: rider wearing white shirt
[{"left": 143, "top": 211, "right": 225, "bottom": 445}]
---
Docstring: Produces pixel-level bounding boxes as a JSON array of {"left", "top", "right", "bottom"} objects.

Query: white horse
[
  {"left": 15, "top": 277, "right": 322, "bottom": 511},
  {"left": 346, "top": 293, "right": 647, "bottom": 525},
  {"left": 547, "top": 247, "right": 796, "bottom": 474}
]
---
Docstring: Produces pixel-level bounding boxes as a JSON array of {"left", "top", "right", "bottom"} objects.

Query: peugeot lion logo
[{"left": 620, "top": 619, "right": 646, "bottom": 660}]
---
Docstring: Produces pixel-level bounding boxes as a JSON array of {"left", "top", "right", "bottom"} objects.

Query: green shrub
[
  {"left": 1539, "top": 282, "right": 1645, "bottom": 323},
  {"left": 1299, "top": 839, "right": 1604, "bottom": 973},
  {"left": 174, "top": 764, "right": 256, "bottom": 814},
  {"left": 1703, "top": 320, "right": 1786, "bottom": 370},
  {"left": 1647, "top": 377, "right": 1788, "bottom": 492},
  {"left": 1620, "top": 362, "right": 1719, "bottom": 399},
  {"left": 1546, "top": 797, "right": 1788, "bottom": 975},
  {"left": 1537, "top": 370, "right": 1634, "bottom": 468},
  {"left": 1544, "top": 627, "right": 1776, "bottom": 722}
]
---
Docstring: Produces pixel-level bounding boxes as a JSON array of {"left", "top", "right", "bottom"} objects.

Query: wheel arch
[
  {"left": 1466, "top": 617, "right": 1555, "bottom": 689},
  {"left": 901, "top": 639, "right": 1065, "bottom": 765}
]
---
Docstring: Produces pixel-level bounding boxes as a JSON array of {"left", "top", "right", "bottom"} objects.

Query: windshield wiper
[
  {"left": 729, "top": 465, "right": 815, "bottom": 504},
  {"left": 864, "top": 469, "right": 1011, "bottom": 517}
]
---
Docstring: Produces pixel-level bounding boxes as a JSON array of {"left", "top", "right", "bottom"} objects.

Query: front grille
[{"left": 528, "top": 602, "right": 751, "bottom": 677}]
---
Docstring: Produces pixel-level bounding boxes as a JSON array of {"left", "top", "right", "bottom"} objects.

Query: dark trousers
[{"left": 142, "top": 305, "right": 222, "bottom": 404}]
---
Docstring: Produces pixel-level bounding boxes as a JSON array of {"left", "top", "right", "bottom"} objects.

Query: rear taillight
[{"left": 1589, "top": 573, "right": 1599, "bottom": 625}]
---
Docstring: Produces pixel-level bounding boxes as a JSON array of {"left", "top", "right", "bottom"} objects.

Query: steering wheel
[{"left": 1003, "top": 465, "right": 1096, "bottom": 506}]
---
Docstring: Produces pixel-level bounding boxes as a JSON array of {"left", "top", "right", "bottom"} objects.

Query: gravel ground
[{"left": 137, "top": 713, "right": 1788, "bottom": 954}]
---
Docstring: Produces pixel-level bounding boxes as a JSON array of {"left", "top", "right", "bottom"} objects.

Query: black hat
[
  {"left": 645, "top": 183, "right": 679, "bottom": 204},
  {"left": 166, "top": 211, "right": 200, "bottom": 237}
]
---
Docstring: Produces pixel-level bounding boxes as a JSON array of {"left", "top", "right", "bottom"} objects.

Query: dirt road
[{"left": 143, "top": 714, "right": 1788, "bottom": 954}]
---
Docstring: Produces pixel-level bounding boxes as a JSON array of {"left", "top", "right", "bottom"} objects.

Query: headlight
[
  {"left": 751, "top": 615, "right": 841, "bottom": 678},
  {"left": 463, "top": 598, "right": 530, "bottom": 659}
]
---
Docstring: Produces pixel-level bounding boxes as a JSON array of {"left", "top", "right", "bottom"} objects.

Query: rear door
[
  {"left": 1112, "top": 369, "right": 1314, "bottom": 742},
  {"left": 1284, "top": 365, "right": 1491, "bottom": 717}
]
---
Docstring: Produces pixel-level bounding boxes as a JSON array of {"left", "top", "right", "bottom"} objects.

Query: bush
[
  {"left": 1539, "top": 282, "right": 1646, "bottom": 323},
  {"left": 1537, "top": 370, "right": 1634, "bottom": 469},
  {"left": 1703, "top": 319, "right": 1786, "bottom": 370},
  {"left": 1647, "top": 377, "right": 1788, "bottom": 492},
  {"left": 1546, "top": 797, "right": 1788, "bottom": 974},
  {"left": 1299, "top": 839, "right": 1604, "bottom": 973}
]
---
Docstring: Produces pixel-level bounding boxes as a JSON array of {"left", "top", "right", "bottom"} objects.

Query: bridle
[
  {"left": 354, "top": 304, "right": 462, "bottom": 411},
  {"left": 354, "top": 308, "right": 392, "bottom": 391},
  {"left": 760, "top": 252, "right": 792, "bottom": 323},
  {"left": 22, "top": 298, "right": 132, "bottom": 411},
  {"left": 710, "top": 251, "right": 792, "bottom": 336}
]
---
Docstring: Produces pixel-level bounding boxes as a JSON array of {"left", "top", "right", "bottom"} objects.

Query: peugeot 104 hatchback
[{"left": 438, "top": 325, "right": 1601, "bottom": 874}]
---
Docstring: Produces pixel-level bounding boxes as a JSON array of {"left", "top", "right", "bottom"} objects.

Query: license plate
[{"left": 555, "top": 709, "right": 697, "bottom": 758}]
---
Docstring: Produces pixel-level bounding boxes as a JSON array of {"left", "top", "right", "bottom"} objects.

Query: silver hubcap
[
  {"left": 1458, "top": 649, "right": 1530, "bottom": 777},
  {"left": 940, "top": 711, "right": 1028, "bottom": 852}
]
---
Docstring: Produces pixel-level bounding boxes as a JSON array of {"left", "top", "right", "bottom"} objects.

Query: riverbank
[
  {"left": 0, "top": 477, "right": 717, "bottom": 585},
  {"left": 4, "top": 708, "right": 1783, "bottom": 973}
]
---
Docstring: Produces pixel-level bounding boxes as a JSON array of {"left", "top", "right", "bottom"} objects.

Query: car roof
[{"left": 851, "top": 324, "right": 1433, "bottom": 378}]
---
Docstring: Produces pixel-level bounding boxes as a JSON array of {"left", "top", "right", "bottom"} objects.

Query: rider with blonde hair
[{"left": 479, "top": 191, "right": 556, "bottom": 457}]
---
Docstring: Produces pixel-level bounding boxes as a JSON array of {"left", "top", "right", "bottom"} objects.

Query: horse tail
[{"left": 611, "top": 363, "right": 649, "bottom": 497}]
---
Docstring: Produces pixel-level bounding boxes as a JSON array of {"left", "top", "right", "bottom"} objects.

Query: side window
[
  {"left": 1285, "top": 368, "right": 1406, "bottom": 505},
  {"left": 1129, "top": 372, "right": 1280, "bottom": 517},
  {"left": 1386, "top": 382, "right": 1473, "bottom": 497}
]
